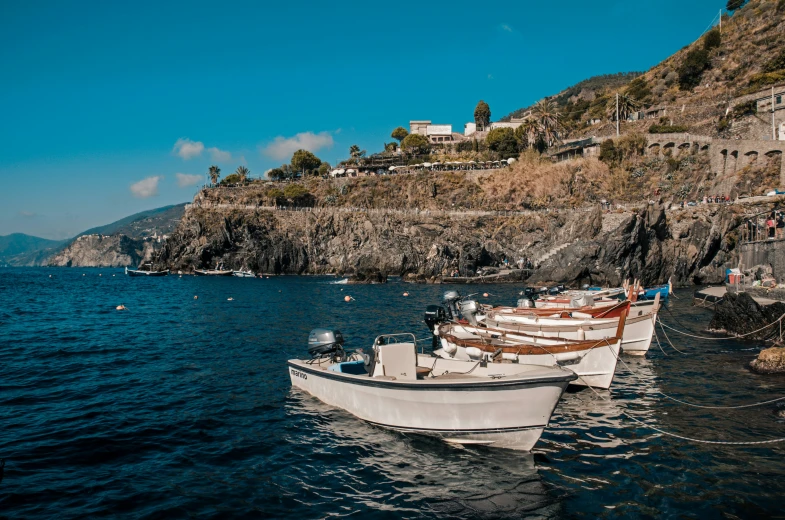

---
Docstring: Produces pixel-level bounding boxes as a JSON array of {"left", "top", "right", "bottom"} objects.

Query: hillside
[
  {"left": 501, "top": 0, "right": 785, "bottom": 140},
  {"left": 79, "top": 203, "right": 186, "bottom": 238},
  {"left": 0, "top": 233, "right": 65, "bottom": 257}
]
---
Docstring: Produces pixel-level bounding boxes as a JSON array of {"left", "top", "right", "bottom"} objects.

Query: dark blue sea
[{"left": 1, "top": 268, "right": 785, "bottom": 519}]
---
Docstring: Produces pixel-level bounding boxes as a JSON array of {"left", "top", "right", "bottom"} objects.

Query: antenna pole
[{"left": 616, "top": 93, "right": 620, "bottom": 137}]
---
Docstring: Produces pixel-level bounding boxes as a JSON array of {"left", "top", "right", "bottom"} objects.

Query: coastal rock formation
[
  {"left": 47, "top": 234, "right": 154, "bottom": 267},
  {"left": 709, "top": 292, "right": 785, "bottom": 341},
  {"left": 750, "top": 347, "right": 785, "bottom": 375},
  {"left": 155, "top": 194, "right": 760, "bottom": 287}
]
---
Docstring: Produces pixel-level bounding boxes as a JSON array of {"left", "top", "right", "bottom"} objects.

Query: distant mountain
[
  {"left": 1, "top": 203, "right": 187, "bottom": 266},
  {"left": 0, "top": 233, "right": 65, "bottom": 257},
  {"left": 79, "top": 203, "right": 186, "bottom": 239}
]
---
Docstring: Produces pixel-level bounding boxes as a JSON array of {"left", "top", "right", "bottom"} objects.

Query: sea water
[{"left": 1, "top": 268, "right": 784, "bottom": 518}]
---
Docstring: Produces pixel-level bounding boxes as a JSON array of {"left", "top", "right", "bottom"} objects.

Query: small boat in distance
[
  {"left": 232, "top": 270, "right": 255, "bottom": 278},
  {"left": 194, "top": 268, "right": 234, "bottom": 276},
  {"left": 125, "top": 264, "right": 169, "bottom": 277}
]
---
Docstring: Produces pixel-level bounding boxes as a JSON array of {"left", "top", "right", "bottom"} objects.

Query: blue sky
[{"left": 1, "top": 0, "right": 724, "bottom": 239}]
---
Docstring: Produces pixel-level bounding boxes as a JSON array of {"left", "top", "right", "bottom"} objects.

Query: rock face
[
  {"left": 47, "top": 234, "right": 154, "bottom": 267},
  {"left": 750, "top": 347, "right": 785, "bottom": 374},
  {"left": 709, "top": 292, "right": 785, "bottom": 340},
  {"left": 155, "top": 199, "right": 751, "bottom": 286},
  {"left": 346, "top": 269, "right": 387, "bottom": 284}
]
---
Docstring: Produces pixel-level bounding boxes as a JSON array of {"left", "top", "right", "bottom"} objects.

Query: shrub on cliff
[
  {"left": 747, "top": 70, "right": 785, "bottom": 91},
  {"left": 703, "top": 28, "right": 721, "bottom": 51},
  {"left": 649, "top": 124, "right": 689, "bottom": 134},
  {"left": 283, "top": 184, "right": 314, "bottom": 206},
  {"left": 763, "top": 49, "right": 785, "bottom": 73},
  {"left": 678, "top": 48, "right": 710, "bottom": 91},
  {"left": 486, "top": 128, "right": 518, "bottom": 158},
  {"left": 402, "top": 133, "right": 430, "bottom": 154},
  {"left": 221, "top": 173, "right": 242, "bottom": 185}
]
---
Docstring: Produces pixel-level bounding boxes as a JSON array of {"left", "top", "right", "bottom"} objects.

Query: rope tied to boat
[
  {"left": 581, "top": 383, "right": 785, "bottom": 445},
  {"left": 656, "top": 312, "right": 785, "bottom": 341}
]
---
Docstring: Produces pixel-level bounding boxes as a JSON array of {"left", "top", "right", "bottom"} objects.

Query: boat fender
[
  {"left": 576, "top": 327, "right": 585, "bottom": 340},
  {"left": 442, "top": 339, "right": 458, "bottom": 355},
  {"left": 572, "top": 312, "right": 592, "bottom": 319},
  {"left": 501, "top": 353, "right": 518, "bottom": 362},
  {"left": 465, "top": 347, "right": 483, "bottom": 359}
]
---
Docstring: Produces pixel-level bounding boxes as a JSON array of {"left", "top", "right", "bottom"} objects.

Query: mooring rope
[
  {"left": 657, "top": 321, "right": 689, "bottom": 355},
  {"left": 610, "top": 347, "right": 785, "bottom": 409},
  {"left": 653, "top": 330, "right": 669, "bottom": 356},
  {"left": 657, "top": 313, "right": 785, "bottom": 340},
  {"left": 581, "top": 382, "right": 785, "bottom": 445}
]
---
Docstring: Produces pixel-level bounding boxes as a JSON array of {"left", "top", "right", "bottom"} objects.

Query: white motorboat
[
  {"left": 483, "top": 295, "right": 658, "bottom": 356},
  {"left": 288, "top": 329, "right": 576, "bottom": 451},
  {"left": 434, "top": 304, "right": 627, "bottom": 389},
  {"left": 125, "top": 265, "right": 169, "bottom": 277},
  {"left": 194, "top": 269, "right": 234, "bottom": 276},
  {"left": 232, "top": 270, "right": 255, "bottom": 278}
]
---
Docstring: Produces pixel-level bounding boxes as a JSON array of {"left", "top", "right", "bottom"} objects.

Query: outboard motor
[
  {"left": 424, "top": 305, "right": 447, "bottom": 332},
  {"left": 459, "top": 300, "right": 480, "bottom": 326},
  {"left": 443, "top": 291, "right": 461, "bottom": 320},
  {"left": 517, "top": 298, "right": 536, "bottom": 308},
  {"left": 307, "top": 328, "right": 345, "bottom": 361}
]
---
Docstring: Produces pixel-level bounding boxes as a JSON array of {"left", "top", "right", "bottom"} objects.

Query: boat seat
[
  {"left": 328, "top": 361, "right": 368, "bottom": 375},
  {"left": 377, "top": 342, "right": 417, "bottom": 381}
]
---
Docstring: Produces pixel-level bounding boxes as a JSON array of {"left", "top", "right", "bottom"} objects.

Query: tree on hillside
[
  {"left": 291, "top": 149, "right": 322, "bottom": 175},
  {"left": 677, "top": 48, "right": 710, "bottom": 90},
  {"left": 515, "top": 119, "right": 539, "bottom": 149},
  {"left": 208, "top": 165, "right": 221, "bottom": 185},
  {"left": 268, "top": 168, "right": 286, "bottom": 181},
  {"left": 401, "top": 133, "right": 430, "bottom": 155},
  {"left": 726, "top": 0, "right": 747, "bottom": 11},
  {"left": 235, "top": 166, "right": 250, "bottom": 183},
  {"left": 349, "top": 144, "right": 366, "bottom": 161},
  {"left": 606, "top": 94, "right": 639, "bottom": 123},
  {"left": 318, "top": 162, "right": 331, "bottom": 177},
  {"left": 532, "top": 99, "right": 562, "bottom": 148},
  {"left": 703, "top": 28, "right": 721, "bottom": 51},
  {"left": 391, "top": 127, "right": 408, "bottom": 143},
  {"left": 486, "top": 127, "right": 518, "bottom": 158},
  {"left": 474, "top": 100, "right": 491, "bottom": 131}
]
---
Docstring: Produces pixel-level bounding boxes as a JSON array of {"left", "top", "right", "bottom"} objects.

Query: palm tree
[
  {"left": 532, "top": 99, "right": 562, "bottom": 148},
  {"left": 235, "top": 166, "right": 250, "bottom": 183},
  {"left": 518, "top": 119, "right": 539, "bottom": 149},
  {"left": 606, "top": 94, "right": 639, "bottom": 123},
  {"left": 208, "top": 165, "right": 221, "bottom": 186}
]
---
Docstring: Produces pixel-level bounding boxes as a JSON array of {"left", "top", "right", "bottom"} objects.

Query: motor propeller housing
[{"left": 307, "top": 328, "right": 345, "bottom": 358}]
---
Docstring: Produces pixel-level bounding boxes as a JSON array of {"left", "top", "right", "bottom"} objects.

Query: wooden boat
[
  {"left": 194, "top": 269, "right": 234, "bottom": 276},
  {"left": 435, "top": 306, "right": 628, "bottom": 389},
  {"left": 289, "top": 330, "right": 576, "bottom": 451},
  {"left": 125, "top": 266, "right": 169, "bottom": 277}
]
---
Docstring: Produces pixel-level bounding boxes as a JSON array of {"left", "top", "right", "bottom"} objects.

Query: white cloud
[
  {"left": 501, "top": 24, "right": 512, "bottom": 32},
  {"left": 19, "top": 210, "right": 36, "bottom": 218},
  {"left": 207, "top": 146, "right": 232, "bottom": 162},
  {"left": 172, "top": 138, "right": 204, "bottom": 160},
  {"left": 130, "top": 176, "right": 163, "bottom": 198},
  {"left": 176, "top": 173, "right": 203, "bottom": 188},
  {"left": 261, "top": 131, "right": 334, "bottom": 161}
]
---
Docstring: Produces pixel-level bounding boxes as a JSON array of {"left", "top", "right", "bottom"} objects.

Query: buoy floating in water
[
  {"left": 403, "top": 292, "right": 409, "bottom": 297},
  {"left": 49, "top": 275, "right": 52, "bottom": 278},
  {"left": 227, "top": 297, "right": 234, "bottom": 301},
  {"left": 344, "top": 295, "right": 353, "bottom": 302},
  {"left": 116, "top": 305, "right": 127, "bottom": 311},
  {"left": 99, "top": 274, "right": 102, "bottom": 277},
  {"left": 483, "top": 293, "right": 489, "bottom": 298},
  {"left": 194, "top": 295, "right": 198, "bottom": 300}
]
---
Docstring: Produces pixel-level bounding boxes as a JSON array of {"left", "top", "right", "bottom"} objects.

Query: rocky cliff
[
  {"left": 47, "top": 234, "right": 155, "bottom": 267},
  {"left": 155, "top": 194, "right": 780, "bottom": 286}
]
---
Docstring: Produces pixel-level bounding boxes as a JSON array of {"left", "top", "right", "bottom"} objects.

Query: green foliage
[
  {"left": 747, "top": 70, "right": 785, "bottom": 90},
  {"left": 207, "top": 165, "right": 221, "bottom": 185},
  {"left": 779, "top": 0, "right": 785, "bottom": 12},
  {"left": 290, "top": 149, "right": 321, "bottom": 174},
  {"left": 717, "top": 117, "right": 731, "bottom": 133},
  {"left": 235, "top": 166, "right": 250, "bottom": 182},
  {"left": 349, "top": 144, "right": 366, "bottom": 160},
  {"left": 648, "top": 124, "right": 689, "bottom": 133},
  {"left": 282, "top": 184, "right": 313, "bottom": 206},
  {"left": 625, "top": 77, "right": 651, "bottom": 101},
  {"left": 474, "top": 100, "right": 491, "bottom": 131},
  {"left": 267, "top": 168, "right": 286, "bottom": 181},
  {"left": 726, "top": 0, "right": 746, "bottom": 11},
  {"left": 678, "top": 48, "right": 710, "bottom": 90},
  {"left": 615, "top": 133, "right": 646, "bottom": 159},
  {"left": 221, "top": 173, "right": 241, "bottom": 185},
  {"left": 401, "top": 133, "right": 430, "bottom": 154},
  {"left": 732, "top": 100, "right": 757, "bottom": 118},
  {"left": 763, "top": 49, "right": 785, "bottom": 73},
  {"left": 703, "top": 28, "right": 721, "bottom": 51},
  {"left": 486, "top": 127, "right": 518, "bottom": 158},
  {"left": 266, "top": 188, "right": 284, "bottom": 201},
  {"left": 391, "top": 127, "right": 408, "bottom": 142},
  {"left": 318, "top": 163, "right": 331, "bottom": 176},
  {"left": 599, "top": 140, "right": 617, "bottom": 164}
]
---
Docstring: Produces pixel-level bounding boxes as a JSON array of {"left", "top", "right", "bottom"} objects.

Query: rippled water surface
[{"left": 1, "top": 268, "right": 785, "bottom": 518}]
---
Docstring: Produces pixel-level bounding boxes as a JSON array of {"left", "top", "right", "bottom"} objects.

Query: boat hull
[
  {"left": 125, "top": 267, "right": 168, "bottom": 277},
  {"left": 287, "top": 358, "right": 572, "bottom": 451}
]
